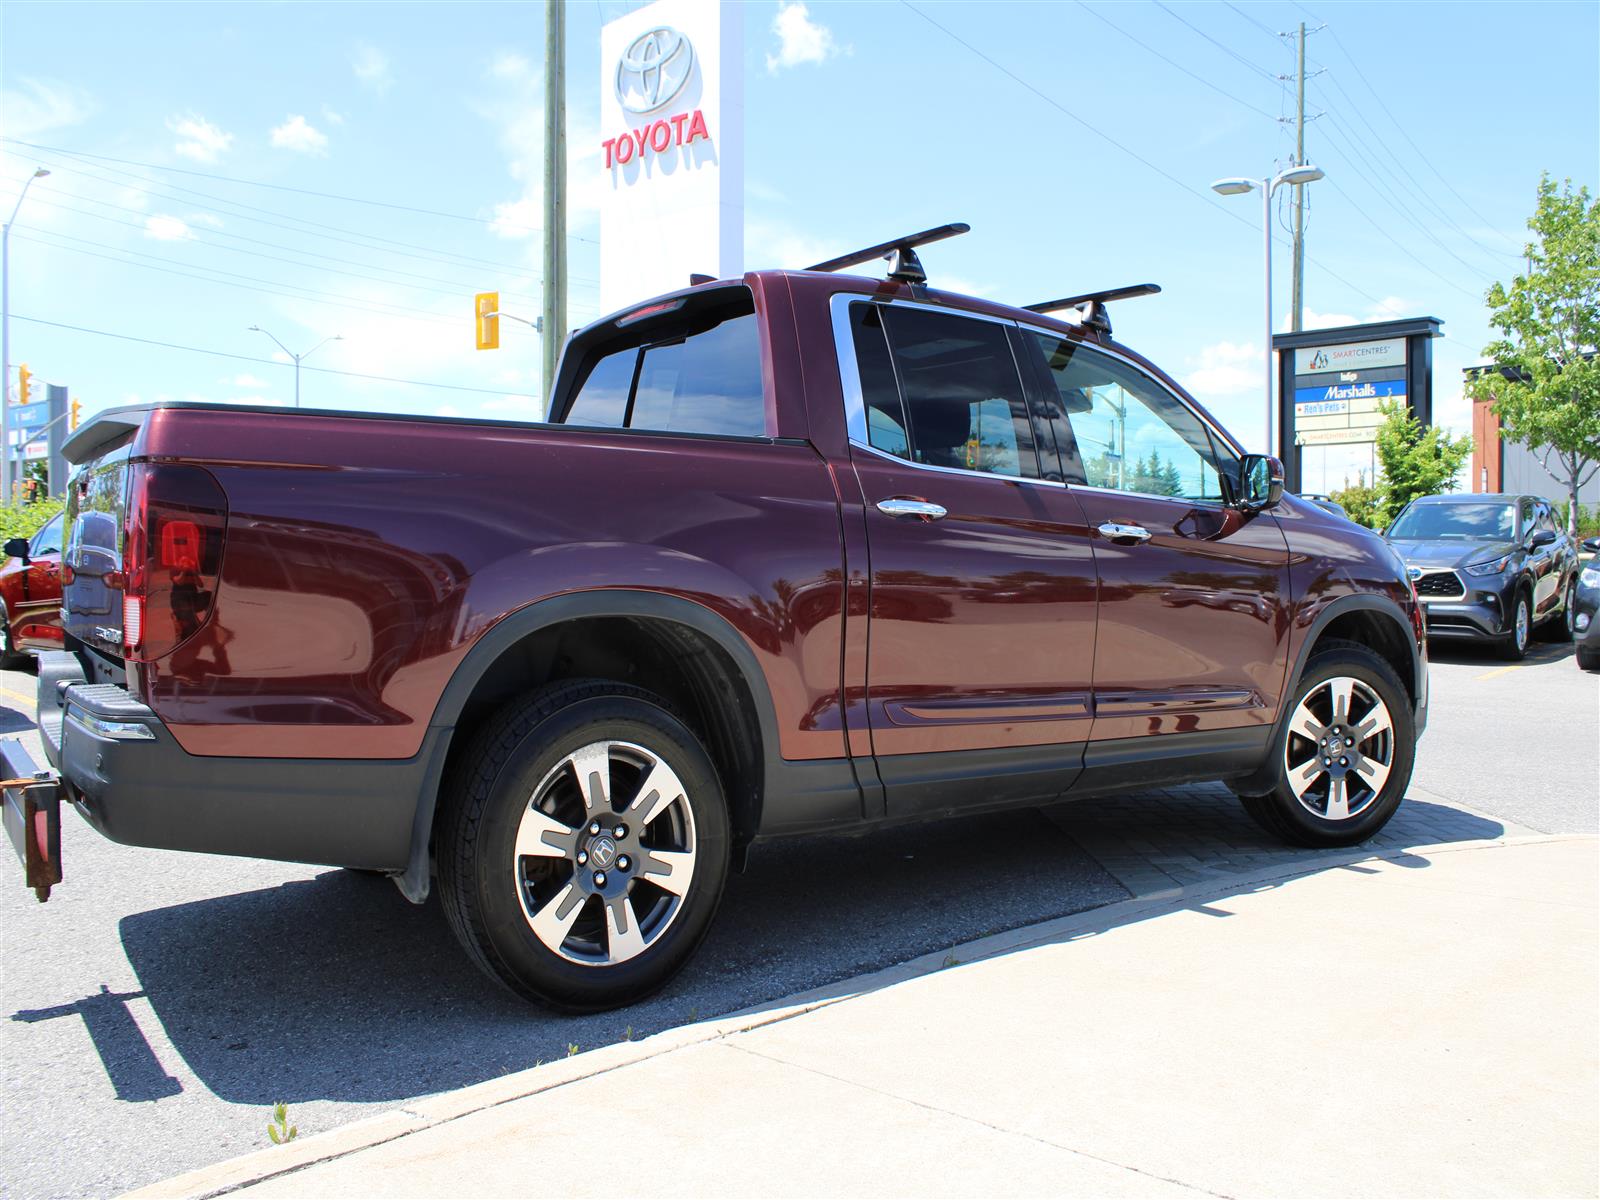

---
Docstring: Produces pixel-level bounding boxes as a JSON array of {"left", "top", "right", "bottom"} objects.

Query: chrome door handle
[
  {"left": 1098, "top": 522, "right": 1152, "bottom": 544},
  {"left": 877, "top": 498, "right": 948, "bottom": 520}
]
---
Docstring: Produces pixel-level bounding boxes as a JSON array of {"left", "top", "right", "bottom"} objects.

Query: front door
[
  {"left": 837, "top": 298, "right": 1098, "bottom": 816},
  {"left": 1017, "top": 329, "right": 1291, "bottom": 754}
]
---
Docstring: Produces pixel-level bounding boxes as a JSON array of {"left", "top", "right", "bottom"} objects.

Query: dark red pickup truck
[{"left": 18, "top": 235, "right": 1427, "bottom": 1010}]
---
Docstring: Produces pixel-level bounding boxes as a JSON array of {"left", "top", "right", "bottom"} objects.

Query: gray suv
[{"left": 1386, "top": 493, "right": 1577, "bottom": 660}]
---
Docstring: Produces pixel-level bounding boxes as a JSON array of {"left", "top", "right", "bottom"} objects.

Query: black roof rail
[
  {"left": 1025, "top": 283, "right": 1161, "bottom": 336},
  {"left": 805, "top": 222, "right": 970, "bottom": 286}
]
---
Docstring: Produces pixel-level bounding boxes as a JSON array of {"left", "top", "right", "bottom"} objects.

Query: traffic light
[
  {"left": 475, "top": 292, "right": 500, "bottom": 350},
  {"left": 70, "top": 398, "right": 82, "bottom": 431},
  {"left": 16, "top": 363, "right": 31, "bottom": 406}
]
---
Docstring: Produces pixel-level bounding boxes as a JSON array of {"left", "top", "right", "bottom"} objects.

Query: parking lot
[{"left": 1, "top": 641, "right": 1594, "bottom": 1200}]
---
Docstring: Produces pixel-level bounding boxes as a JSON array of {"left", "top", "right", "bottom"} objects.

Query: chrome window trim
[
  {"left": 1068, "top": 481, "right": 1230, "bottom": 508},
  {"left": 1015, "top": 318, "right": 1245, "bottom": 467},
  {"left": 828, "top": 291, "right": 1059, "bottom": 488}
]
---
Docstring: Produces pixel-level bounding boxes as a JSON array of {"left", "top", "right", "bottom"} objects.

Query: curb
[{"left": 121, "top": 830, "right": 1593, "bottom": 1200}]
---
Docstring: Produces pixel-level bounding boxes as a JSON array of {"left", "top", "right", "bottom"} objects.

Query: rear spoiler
[{"left": 62, "top": 408, "right": 147, "bottom": 466}]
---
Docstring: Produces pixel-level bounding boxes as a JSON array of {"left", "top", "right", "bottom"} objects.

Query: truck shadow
[{"left": 104, "top": 787, "right": 1504, "bottom": 1108}]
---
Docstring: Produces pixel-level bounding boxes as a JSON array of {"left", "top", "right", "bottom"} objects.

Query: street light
[
  {"left": 1211, "top": 163, "right": 1325, "bottom": 455},
  {"left": 247, "top": 326, "right": 343, "bottom": 408},
  {"left": 2, "top": 167, "right": 51, "bottom": 500}
]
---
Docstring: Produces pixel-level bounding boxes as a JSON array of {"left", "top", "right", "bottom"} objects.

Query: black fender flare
[
  {"left": 395, "top": 590, "right": 785, "bottom": 903},
  {"left": 1234, "top": 593, "right": 1422, "bottom": 796}
]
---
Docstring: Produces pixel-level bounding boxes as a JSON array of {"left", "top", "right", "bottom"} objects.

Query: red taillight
[
  {"left": 122, "top": 464, "right": 227, "bottom": 662},
  {"left": 60, "top": 565, "right": 75, "bottom": 585}
]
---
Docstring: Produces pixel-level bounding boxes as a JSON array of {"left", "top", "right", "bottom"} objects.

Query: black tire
[
  {"left": 1578, "top": 646, "right": 1600, "bottom": 672},
  {"left": 436, "top": 679, "right": 730, "bottom": 1012},
  {"left": 1237, "top": 640, "right": 1415, "bottom": 848},
  {"left": 1496, "top": 588, "right": 1532, "bottom": 661}
]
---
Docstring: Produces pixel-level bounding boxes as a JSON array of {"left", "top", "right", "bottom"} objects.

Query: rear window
[{"left": 562, "top": 299, "right": 766, "bottom": 438}]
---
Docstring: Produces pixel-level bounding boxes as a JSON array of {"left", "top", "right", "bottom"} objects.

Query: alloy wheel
[
  {"left": 1282, "top": 676, "right": 1395, "bottom": 822},
  {"left": 1565, "top": 581, "right": 1577, "bottom": 637},
  {"left": 512, "top": 740, "right": 697, "bottom": 966},
  {"left": 1515, "top": 598, "right": 1529, "bottom": 652}
]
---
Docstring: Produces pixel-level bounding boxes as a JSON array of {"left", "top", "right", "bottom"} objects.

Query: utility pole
[
  {"left": 1289, "top": 21, "right": 1308, "bottom": 332},
  {"left": 541, "top": 0, "right": 567, "bottom": 413}
]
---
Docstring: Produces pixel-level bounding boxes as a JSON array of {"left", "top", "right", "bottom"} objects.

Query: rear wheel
[
  {"left": 1578, "top": 645, "right": 1600, "bottom": 672},
  {"left": 0, "top": 604, "right": 25, "bottom": 669},
  {"left": 437, "top": 679, "right": 730, "bottom": 1012},
  {"left": 1497, "top": 590, "right": 1531, "bottom": 661},
  {"left": 1238, "top": 641, "right": 1414, "bottom": 848}
]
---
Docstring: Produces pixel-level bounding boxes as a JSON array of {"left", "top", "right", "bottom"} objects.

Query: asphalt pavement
[{"left": 0, "top": 640, "right": 1594, "bottom": 1200}]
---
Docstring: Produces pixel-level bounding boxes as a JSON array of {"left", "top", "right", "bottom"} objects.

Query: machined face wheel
[
  {"left": 1282, "top": 675, "right": 1395, "bottom": 822},
  {"left": 513, "top": 740, "right": 697, "bottom": 967},
  {"left": 1565, "top": 581, "right": 1577, "bottom": 637},
  {"left": 1514, "top": 597, "right": 1530, "bottom": 652}
]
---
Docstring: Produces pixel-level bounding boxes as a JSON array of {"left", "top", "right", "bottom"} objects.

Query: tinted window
[
  {"left": 1032, "top": 334, "right": 1232, "bottom": 501},
  {"left": 1536, "top": 503, "right": 1557, "bottom": 534},
  {"left": 565, "top": 347, "right": 635, "bottom": 427},
  {"left": 1389, "top": 502, "right": 1515, "bottom": 540},
  {"left": 30, "top": 514, "right": 63, "bottom": 555},
  {"left": 873, "top": 307, "right": 1039, "bottom": 479},
  {"left": 849, "top": 304, "right": 911, "bottom": 460},
  {"left": 1519, "top": 498, "right": 1536, "bottom": 537},
  {"left": 629, "top": 313, "right": 765, "bottom": 436}
]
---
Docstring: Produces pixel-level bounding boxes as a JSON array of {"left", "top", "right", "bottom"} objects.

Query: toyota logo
[{"left": 615, "top": 26, "right": 695, "bottom": 114}]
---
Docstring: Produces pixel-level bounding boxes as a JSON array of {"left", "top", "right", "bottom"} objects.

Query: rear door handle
[
  {"left": 877, "top": 498, "right": 948, "bottom": 521},
  {"left": 1098, "top": 522, "right": 1152, "bottom": 544}
]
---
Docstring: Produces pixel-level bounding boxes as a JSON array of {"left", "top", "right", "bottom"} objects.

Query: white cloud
[
  {"left": 143, "top": 214, "right": 192, "bottom": 241},
  {"left": 229, "top": 373, "right": 270, "bottom": 389},
  {"left": 270, "top": 114, "right": 329, "bottom": 156},
  {"left": 491, "top": 52, "right": 533, "bottom": 81},
  {"left": 766, "top": 2, "right": 845, "bottom": 73},
  {"left": 489, "top": 197, "right": 541, "bottom": 240},
  {"left": 353, "top": 44, "right": 392, "bottom": 94},
  {"left": 321, "top": 107, "right": 346, "bottom": 127},
  {"left": 435, "top": 404, "right": 462, "bottom": 418},
  {"left": 168, "top": 113, "right": 233, "bottom": 163},
  {"left": 3, "top": 78, "right": 93, "bottom": 139},
  {"left": 1183, "top": 340, "right": 1261, "bottom": 397}
]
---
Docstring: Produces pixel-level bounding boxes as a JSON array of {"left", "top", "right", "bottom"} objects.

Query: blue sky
[{"left": 2, "top": 0, "right": 1595, "bottom": 458}]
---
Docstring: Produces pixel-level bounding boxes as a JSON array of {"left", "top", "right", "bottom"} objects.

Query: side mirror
[
  {"left": 1529, "top": 529, "right": 1557, "bottom": 549},
  {"left": 3, "top": 537, "right": 29, "bottom": 564},
  {"left": 1583, "top": 536, "right": 1600, "bottom": 554},
  {"left": 1234, "top": 454, "right": 1283, "bottom": 512}
]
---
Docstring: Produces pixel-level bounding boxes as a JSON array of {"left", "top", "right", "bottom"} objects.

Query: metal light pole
[
  {"left": 1211, "top": 163, "right": 1325, "bottom": 456},
  {"left": 2, "top": 167, "right": 50, "bottom": 501},
  {"left": 247, "top": 326, "right": 343, "bottom": 408},
  {"left": 541, "top": 0, "right": 567, "bottom": 410}
]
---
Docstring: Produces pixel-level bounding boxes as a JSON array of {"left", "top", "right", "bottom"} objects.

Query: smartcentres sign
[
  {"left": 1271, "top": 317, "right": 1443, "bottom": 492},
  {"left": 598, "top": 0, "right": 744, "bottom": 313}
]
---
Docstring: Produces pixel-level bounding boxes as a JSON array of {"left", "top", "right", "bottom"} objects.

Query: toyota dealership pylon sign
[{"left": 599, "top": 0, "right": 744, "bottom": 313}]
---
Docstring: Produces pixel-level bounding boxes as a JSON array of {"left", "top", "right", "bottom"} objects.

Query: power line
[
  {"left": 1316, "top": 180, "right": 1482, "bottom": 300},
  {"left": 1222, "top": 1, "right": 1284, "bottom": 41},
  {"left": 6, "top": 153, "right": 594, "bottom": 285},
  {"left": 12, "top": 314, "right": 541, "bottom": 398},
  {"left": 898, "top": 1, "right": 1259, "bottom": 234},
  {"left": 1074, "top": 1, "right": 1278, "bottom": 120},
  {"left": 1149, "top": 0, "right": 1279, "bottom": 81},
  {"left": 2, "top": 136, "right": 599, "bottom": 245},
  {"left": 12, "top": 230, "right": 463, "bottom": 327}
]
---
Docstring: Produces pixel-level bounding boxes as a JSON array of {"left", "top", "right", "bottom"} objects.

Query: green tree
[
  {"left": 1464, "top": 175, "right": 1600, "bottom": 534},
  {"left": 1330, "top": 473, "right": 1384, "bottom": 529},
  {"left": 1374, "top": 399, "right": 1473, "bottom": 527}
]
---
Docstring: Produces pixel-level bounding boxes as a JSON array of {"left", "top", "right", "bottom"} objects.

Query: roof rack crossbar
[
  {"left": 805, "top": 223, "right": 971, "bottom": 283},
  {"left": 1024, "top": 283, "right": 1162, "bottom": 315}
]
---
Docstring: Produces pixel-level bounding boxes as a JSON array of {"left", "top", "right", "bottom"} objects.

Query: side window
[
  {"left": 565, "top": 346, "right": 636, "bottom": 428},
  {"left": 629, "top": 313, "right": 765, "bottom": 437},
  {"left": 1029, "top": 332, "right": 1233, "bottom": 501},
  {"left": 30, "top": 514, "right": 63, "bottom": 556},
  {"left": 848, "top": 304, "right": 911, "bottom": 461},
  {"left": 871, "top": 306, "right": 1040, "bottom": 479},
  {"left": 1536, "top": 503, "right": 1557, "bottom": 534},
  {"left": 1519, "top": 498, "right": 1536, "bottom": 538}
]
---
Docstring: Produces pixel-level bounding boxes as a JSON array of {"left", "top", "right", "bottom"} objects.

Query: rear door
[
  {"left": 1017, "top": 329, "right": 1291, "bottom": 751},
  {"left": 836, "top": 297, "right": 1097, "bottom": 816}
]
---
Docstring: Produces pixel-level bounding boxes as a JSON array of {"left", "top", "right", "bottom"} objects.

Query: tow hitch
[{"left": 2, "top": 739, "right": 63, "bottom": 902}]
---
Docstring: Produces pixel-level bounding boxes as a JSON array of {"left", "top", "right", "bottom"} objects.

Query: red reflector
[
  {"left": 160, "top": 520, "right": 202, "bottom": 572},
  {"left": 104, "top": 570, "right": 126, "bottom": 591}
]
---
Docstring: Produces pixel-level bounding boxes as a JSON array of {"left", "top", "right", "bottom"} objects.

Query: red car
[
  {"left": 0, "top": 510, "right": 64, "bottom": 665},
  {"left": 20, "top": 225, "right": 1428, "bottom": 1010}
]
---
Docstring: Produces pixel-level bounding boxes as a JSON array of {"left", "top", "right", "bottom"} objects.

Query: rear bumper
[{"left": 36, "top": 651, "right": 431, "bottom": 870}]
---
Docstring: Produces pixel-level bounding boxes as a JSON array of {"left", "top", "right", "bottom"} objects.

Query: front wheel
[
  {"left": 0, "top": 605, "right": 25, "bottom": 670},
  {"left": 1497, "top": 590, "right": 1531, "bottom": 661},
  {"left": 1238, "top": 641, "right": 1415, "bottom": 848},
  {"left": 437, "top": 679, "right": 730, "bottom": 1012}
]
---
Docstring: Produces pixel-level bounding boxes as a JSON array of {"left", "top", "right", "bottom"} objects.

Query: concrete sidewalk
[{"left": 130, "top": 837, "right": 1599, "bottom": 1200}]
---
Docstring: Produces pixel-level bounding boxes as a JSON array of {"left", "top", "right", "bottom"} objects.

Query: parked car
[
  {"left": 15, "top": 229, "right": 1429, "bottom": 1011},
  {"left": 0, "top": 510, "right": 65, "bottom": 666},
  {"left": 1385, "top": 493, "right": 1577, "bottom": 661},
  {"left": 1300, "top": 493, "right": 1348, "bottom": 519},
  {"left": 1574, "top": 536, "right": 1600, "bottom": 671}
]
